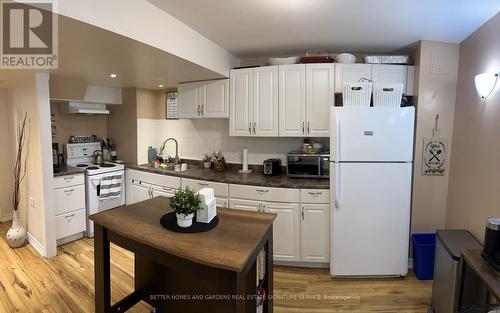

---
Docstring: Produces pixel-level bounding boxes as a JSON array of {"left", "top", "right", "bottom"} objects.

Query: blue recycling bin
[{"left": 412, "top": 233, "right": 436, "bottom": 280}]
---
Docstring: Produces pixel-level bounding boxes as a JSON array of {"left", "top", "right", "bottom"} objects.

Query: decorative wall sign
[{"left": 422, "top": 114, "right": 447, "bottom": 175}]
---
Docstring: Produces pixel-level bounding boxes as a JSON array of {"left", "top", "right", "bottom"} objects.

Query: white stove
[{"left": 65, "top": 142, "right": 125, "bottom": 237}]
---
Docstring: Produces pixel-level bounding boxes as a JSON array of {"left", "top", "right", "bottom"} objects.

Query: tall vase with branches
[{"left": 7, "top": 111, "right": 29, "bottom": 248}]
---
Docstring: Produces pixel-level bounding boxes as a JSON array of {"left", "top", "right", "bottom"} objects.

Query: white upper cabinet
[
  {"left": 306, "top": 64, "right": 335, "bottom": 137},
  {"left": 177, "top": 81, "right": 201, "bottom": 118},
  {"left": 371, "top": 64, "right": 408, "bottom": 87},
  {"left": 334, "top": 64, "right": 372, "bottom": 93},
  {"left": 201, "top": 79, "right": 229, "bottom": 118},
  {"left": 253, "top": 66, "right": 279, "bottom": 136},
  {"left": 406, "top": 66, "right": 416, "bottom": 96},
  {"left": 178, "top": 79, "right": 229, "bottom": 119},
  {"left": 230, "top": 69, "right": 253, "bottom": 136},
  {"left": 230, "top": 67, "right": 278, "bottom": 137},
  {"left": 279, "top": 64, "right": 306, "bottom": 137}
]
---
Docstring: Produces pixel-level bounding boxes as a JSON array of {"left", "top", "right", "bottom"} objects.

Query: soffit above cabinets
[{"left": 49, "top": 14, "right": 225, "bottom": 90}]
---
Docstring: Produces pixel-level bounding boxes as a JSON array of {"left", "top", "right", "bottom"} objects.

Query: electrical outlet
[{"left": 29, "top": 197, "right": 35, "bottom": 208}]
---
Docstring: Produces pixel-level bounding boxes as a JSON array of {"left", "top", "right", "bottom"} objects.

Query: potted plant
[
  {"left": 202, "top": 153, "right": 212, "bottom": 169},
  {"left": 170, "top": 187, "right": 201, "bottom": 228}
]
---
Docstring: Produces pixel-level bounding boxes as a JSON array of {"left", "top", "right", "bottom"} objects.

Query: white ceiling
[
  {"left": 51, "top": 15, "right": 224, "bottom": 89},
  {"left": 148, "top": 0, "right": 500, "bottom": 58}
]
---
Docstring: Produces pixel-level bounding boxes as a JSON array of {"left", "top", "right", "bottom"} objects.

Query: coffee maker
[{"left": 482, "top": 218, "right": 500, "bottom": 271}]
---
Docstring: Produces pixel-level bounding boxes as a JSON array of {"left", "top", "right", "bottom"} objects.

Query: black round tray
[{"left": 160, "top": 212, "right": 219, "bottom": 233}]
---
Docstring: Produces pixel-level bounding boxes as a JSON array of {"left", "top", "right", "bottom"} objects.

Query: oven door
[
  {"left": 287, "top": 155, "right": 320, "bottom": 177},
  {"left": 86, "top": 170, "right": 126, "bottom": 237}
]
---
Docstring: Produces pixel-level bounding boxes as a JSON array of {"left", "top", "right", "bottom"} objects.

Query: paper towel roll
[{"left": 242, "top": 147, "right": 248, "bottom": 171}]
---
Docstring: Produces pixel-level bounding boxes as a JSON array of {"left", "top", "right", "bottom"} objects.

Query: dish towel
[{"left": 99, "top": 174, "right": 122, "bottom": 200}]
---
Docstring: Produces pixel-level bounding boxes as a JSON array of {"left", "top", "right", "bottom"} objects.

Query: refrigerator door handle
[
  {"left": 335, "top": 162, "right": 340, "bottom": 209},
  {"left": 336, "top": 114, "right": 341, "bottom": 160}
]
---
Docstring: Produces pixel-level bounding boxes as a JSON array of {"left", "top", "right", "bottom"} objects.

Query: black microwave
[{"left": 286, "top": 151, "right": 330, "bottom": 178}]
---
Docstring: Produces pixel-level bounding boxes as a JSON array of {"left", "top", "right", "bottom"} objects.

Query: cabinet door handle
[
  {"left": 308, "top": 192, "right": 322, "bottom": 197},
  {"left": 253, "top": 122, "right": 256, "bottom": 134},
  {"left": 198, "top": 182, "right": 209, "bottom": 186},
  {"left": 200, "top": 105, "right": 204, "bottom": 115},
  {"left": 64, "top": 176, "right": 74, "bottom": 182},
  {"left": 65, "top": 213, "right": 76, "bottom": 221},
  {"left": 302, "top": 207, "right": 304, "bottom": 220},
  {"left": 249, "top": 122, "right": 252, "bottom": 134},
  {"left": 302, "top": 122, "right": 305, "bottom": 134},
  {"left": 197, "top": 104, "right": 201, "bottom": 115},
  {"left": 256, "top": 189, "right": 269, "bottom": 194},
  {"left": 307, "top": 122, "right": 310, "bottom": 135},
  {"left": 64, "top": 189, "right": 74, "bottom": 196}
]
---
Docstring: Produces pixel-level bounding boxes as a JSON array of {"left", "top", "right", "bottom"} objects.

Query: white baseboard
[{"left": 27, "top": 232, "right": 46, "bottom": 257}]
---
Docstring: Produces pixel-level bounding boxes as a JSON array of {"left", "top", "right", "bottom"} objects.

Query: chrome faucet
[{"left": 159, "top": 137, "right": 179, "bottom": 164}]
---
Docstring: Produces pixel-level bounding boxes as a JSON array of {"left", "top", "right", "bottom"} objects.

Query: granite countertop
[
  {"left": 53, "top": 165, "right": 86, "bottom": 177},
  {"left": 127, "top": 163, "right": 330, "bottom": 189}
]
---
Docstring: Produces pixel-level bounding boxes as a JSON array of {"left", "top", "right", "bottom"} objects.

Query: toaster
[
  {"left": 482, "top": 217, "right": 500, "bottom": 271},
  {"left": 263, "top": 159, "right": 282, "bottom": 176}
]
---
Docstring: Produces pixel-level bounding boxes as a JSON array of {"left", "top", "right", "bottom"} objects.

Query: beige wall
[
  {"left": 446, "top": 13, "right": 500, "bottom": 242},
  {"left": 411, "top": 41, "right": 460, "bottom": 234},
  {"left": 50, "top": 102, "right": 108, "bottom": 146},
  {"left": 107, "top": 88, "right": 138, "bottom": 164},
  {"left": 0, "top": 89, "right": 13, "bottom": 222},
  {"left": 136, "top": 88, "right": 166, "bottom": 119}
]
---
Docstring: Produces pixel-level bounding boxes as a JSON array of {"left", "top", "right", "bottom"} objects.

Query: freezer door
[
  {"left": 330, "top": 106, "right": 415, "bottom": 162},
  {"left": 330, "top": 162, "right": 412, "bottom": 276}
]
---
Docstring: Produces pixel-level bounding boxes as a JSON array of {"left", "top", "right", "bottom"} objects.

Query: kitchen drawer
[
  {"left": 182, "top": 178, "right": 229, "bottom": 197},
  {"left": 216, "top": 197, "right": 228, "bottom": 208},
  {"left": 229, "top": 184, "right": 299, "bottom": 203},
  {"left": 54, "top": 184, "right": 86, "bottom": 216},
  {"left": 301, "top": 189, "right": 330, "bottom": 204},
  {"left": 54, "top": 174, "right": 84, "bottom": 189},
  {"left": 127, "top": 169, "right": 180, "bottom": 189},
  {"left": 55, "top": 208, "right": 86, "bottom": 240}
]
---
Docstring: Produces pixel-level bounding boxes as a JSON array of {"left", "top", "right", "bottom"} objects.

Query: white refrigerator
[{"left": 330, "top": 106, "right": 415, "bottom": 277}]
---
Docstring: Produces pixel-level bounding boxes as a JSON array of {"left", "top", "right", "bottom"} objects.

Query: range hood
[{"left": 59, "top": 101, "right": 110, "bottom": 115}]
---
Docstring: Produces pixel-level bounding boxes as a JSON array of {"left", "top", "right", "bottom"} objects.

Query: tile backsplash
[{"left": 137, "top": 119, "right": 328, "bottom": 165}]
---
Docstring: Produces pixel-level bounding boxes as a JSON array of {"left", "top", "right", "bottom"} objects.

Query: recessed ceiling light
[
  {"left": 158, "top": 84, "right": 164, "bottom": 88},
  {"left": 109, "top": 73, "right": 117, "bottom": 78}
]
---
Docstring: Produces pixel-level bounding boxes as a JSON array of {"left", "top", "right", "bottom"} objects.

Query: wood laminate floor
[{"left": 0, "top": 222, "right": 432, "bottom": 312}]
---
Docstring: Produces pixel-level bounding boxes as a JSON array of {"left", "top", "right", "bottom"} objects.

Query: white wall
[
  {"left": 137, "top": 119, "right": 326, "bottom": 165},
  {"left": 57, "top": 0, "right": 239, "bottom": 77},
  {"left": 411, "top": 41, "right": 460, "bottom": 234}
]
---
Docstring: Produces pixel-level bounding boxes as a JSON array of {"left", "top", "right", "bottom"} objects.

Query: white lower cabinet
[
  {"left": 265, "top": 202, "right": 301, "bottom": 262},
  {"left": 53, "top": 173, "right": 86, "bottom": 243},
  {"left": 301, "top": 204, "right": 330, "bottom": 263},
  {"left": 128, "top": 181, "right": 151, "bottom": 204},
  {"left": 125, "top": 171, "right": 330, "bottom": 266},
  {"left": 229, "top": 198, "right": 261, "bottom": 212},
  {"left": 126, "top": 169, "right": 181, "bottom": 205}
]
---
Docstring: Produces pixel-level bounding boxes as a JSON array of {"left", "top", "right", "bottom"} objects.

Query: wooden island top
[{"left": 90, "top": 196, "right": 276, "bottom": 272}]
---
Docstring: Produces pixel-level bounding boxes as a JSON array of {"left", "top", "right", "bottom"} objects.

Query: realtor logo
[{"left": 1, "top": 0, "right": 58, "bottom": 69}]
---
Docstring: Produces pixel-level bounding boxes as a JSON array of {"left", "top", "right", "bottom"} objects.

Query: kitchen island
[{"left": 90, "top": 196, "right": 276, "bottom": 313}]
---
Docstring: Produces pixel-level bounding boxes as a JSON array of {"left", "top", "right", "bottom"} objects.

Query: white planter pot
[
  {"left": 176, "top": 213, "right": 194, "bottom": 228},
  {"left": 203, "top": 161, "right": 212, "bottom": 169},
  {"left": 6, "top": 210, "right": 26, "bottom": 248}
]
